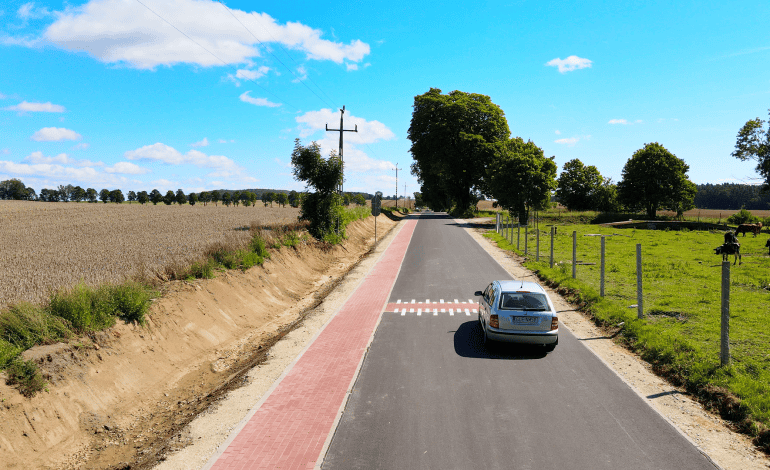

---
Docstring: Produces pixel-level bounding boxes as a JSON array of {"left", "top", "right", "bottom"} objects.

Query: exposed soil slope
[{"left": 0, "top": 215, "right": 396, "bottom": 469}]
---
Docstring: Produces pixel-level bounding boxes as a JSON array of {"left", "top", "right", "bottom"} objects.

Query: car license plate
[{"left": 512, "top": 316, "right": 537, "bottom": 325}]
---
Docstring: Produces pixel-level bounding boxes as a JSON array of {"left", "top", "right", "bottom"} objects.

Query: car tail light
[
  {"left": 551, "top": 317, "right": 558, "bottom": 330},
  {"left": 490, "top": 314, "right": 499, "bottom": 328}
]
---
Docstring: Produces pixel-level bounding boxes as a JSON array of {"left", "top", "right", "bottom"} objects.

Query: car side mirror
[{"left": 474, "top": 291, "right": 483, "bottom": 297}]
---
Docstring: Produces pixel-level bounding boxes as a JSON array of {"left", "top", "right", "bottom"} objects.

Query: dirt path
[{"left": 462, "top": 218, "right": 770, "bottom": 470}]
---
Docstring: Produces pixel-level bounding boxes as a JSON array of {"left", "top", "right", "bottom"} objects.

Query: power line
[
  {"left": 248, "top": 11, "right": 340, "bottom": 108},
  {"left": 133, "top": 0, "right": 298, "bottom": 111},
  {"left": 216, "top": 1, "right": 337, "bottom": 109}
]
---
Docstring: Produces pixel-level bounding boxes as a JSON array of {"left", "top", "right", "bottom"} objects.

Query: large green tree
[
  {"left": 617, "top": 142, "right": 697, "bottom": 219},
  {"left": 488, "top": 138, "right": 557, "bottom": 224},
  {"left": 556, "top": 158, "right": 603, "bottom": 211},
  {"left": 408, "top": 88, "right": 510, "bottom": 216},
  {"left": 732, "top": 109, "right": 770, "bottom": 190},
  {"left": 290, "top": 138, "right": 343, "bottom": 239}
]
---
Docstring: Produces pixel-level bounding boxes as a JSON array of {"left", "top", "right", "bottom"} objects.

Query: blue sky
[{"left": 1, "top": 0, "right": 769, "bottom": 198}]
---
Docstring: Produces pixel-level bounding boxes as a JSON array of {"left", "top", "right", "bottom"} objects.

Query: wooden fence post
[
  {"left": 550, "top": 226, "right": 554, "bottom": 268},
  {"left": 721, "top": 261, "right": 730, "bottom": 366},
  {"left": 517, "top": 223, "right": 521, "bottom": 250},
  {"left": 572, "top": 230, "right": 577, "bottom": 279},
  {"left": 524, "top": 224, "right": 528, "bottom": 255},
  {"left": 636, "top": 244, "right": 643, "bottom": 319},
  {"left": 536, "top": 227, "right": 540, "bottom": 262},
  {"left": 600, "top": 236, "right": 606, "bottom": 297}
]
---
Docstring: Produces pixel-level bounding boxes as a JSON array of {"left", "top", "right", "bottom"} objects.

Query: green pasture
[{"left": 486, "top": 223, "right": 770, "bottom": 442}]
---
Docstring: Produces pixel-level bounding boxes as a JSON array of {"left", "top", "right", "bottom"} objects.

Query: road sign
[{"left": 372, "top": 191, "right": 382, "bottom": 217}]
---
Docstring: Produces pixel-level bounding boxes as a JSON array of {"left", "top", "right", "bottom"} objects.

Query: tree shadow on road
[{"left": 453, "top": 321, "right": 548, "bottom": 360}]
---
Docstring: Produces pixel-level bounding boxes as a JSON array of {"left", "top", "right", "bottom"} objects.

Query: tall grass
[{"left": 485, "top": 224, "right": 770, "bottom": 449}]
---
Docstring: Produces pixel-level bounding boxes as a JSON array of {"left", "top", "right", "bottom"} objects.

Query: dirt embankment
[{"left": 0, "top": 215, "right": 398, "bottom": 469}]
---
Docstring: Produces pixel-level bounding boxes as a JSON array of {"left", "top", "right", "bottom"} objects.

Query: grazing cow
[
  {"left": 715, "top": 243, "right": 741, "bottom": 265},
  {"left": 724, "top": 231, "right": 739, "bottom": 245},
  {"left": 735, "top": 223, "right": 763, "bottom": 237}
]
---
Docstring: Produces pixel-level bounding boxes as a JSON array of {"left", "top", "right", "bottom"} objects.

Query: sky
[{"left": 1, "top": 0, "right": 769, "bottom": 198}]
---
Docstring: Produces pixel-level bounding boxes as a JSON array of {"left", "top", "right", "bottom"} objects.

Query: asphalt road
[{"left": 322, "top": 213, "right": 718, "bottom": 470}]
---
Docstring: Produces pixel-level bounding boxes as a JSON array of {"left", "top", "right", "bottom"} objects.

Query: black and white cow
[{"left": 715, "top": 243, "right": 741, "bottom": 265}]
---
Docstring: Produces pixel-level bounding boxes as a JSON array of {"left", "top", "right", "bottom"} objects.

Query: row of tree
[
  {"left": 408, "top": 88, "right": 699, "bottom": 221},
  {"left": 693, "top": 183, "right": 770, "bottom": 210},
  {"left": 0, "top": 179, "right": 369, "bottom": 210}
]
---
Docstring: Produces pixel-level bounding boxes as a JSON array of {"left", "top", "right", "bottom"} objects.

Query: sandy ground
[{"left": 461, "top": 218, "right": 770, "bottom": 470}]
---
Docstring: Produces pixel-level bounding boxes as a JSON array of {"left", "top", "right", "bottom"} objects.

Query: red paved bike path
[{"left": 208, "top": 219, "right": 417, "bottom": 470}]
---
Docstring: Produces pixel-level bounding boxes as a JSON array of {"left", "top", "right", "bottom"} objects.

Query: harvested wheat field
[{"left": 0, "top": 201, "right": 300, "bottom": 308}]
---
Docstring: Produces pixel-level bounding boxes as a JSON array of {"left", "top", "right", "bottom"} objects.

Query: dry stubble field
[{"left": 0, "top": 201, "right": 300, "bottom": 308}]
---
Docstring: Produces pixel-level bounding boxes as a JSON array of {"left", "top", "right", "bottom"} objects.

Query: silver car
[{"left": 475, "top": 280, "right": 558, "bottom": 351}]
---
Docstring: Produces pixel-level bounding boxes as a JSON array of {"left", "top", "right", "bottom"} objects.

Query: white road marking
[
  {"left": 440, "top": 299, "right": 444, "bottom": 303},
  {"left": 410, "top": 308, "right": 414, "bottom": 313},
  {"left": 426, "top": 299, "right": 430, "bottom": 304},
  {"left": 397, "top": 299, "right": 402, "bottom": 304},
  {"left": 401, "top": 311, "right": 406, "bottom": 316},
  {"left": 465, "top": 309, "right": 470, "bottom": 316},
  {"left": 395, "top": 308, "right": 399, "bottom": 313},
  {"left": 449, "top": 309, "right": 454, "bottom": 314},
  {"left": 441, "top": 309, "right": 446, "bottom": 313},
  {"left": 468, "top": 299, "right": 473, "bottom": 304},
  {"left": 433, "top": 309, "right": 438, "bottom": 316},
  {"left": 417, "top": 308, "right": 422, "bottom": 316},
  {"left": 411, "top": 299, "right": 415, "bottom": 304},
  {"left": 454, "top": 299, "right": 459, "bottom": 304},
  {"left": 472, "top": 309, "right": 478, "bottom": 313}
]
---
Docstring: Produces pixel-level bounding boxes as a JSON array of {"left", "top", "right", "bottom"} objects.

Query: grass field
[
  {"left": 0, "top": 201, "right": 300, "bottom": 308},
  {"left": 486, "top": 220, "right": 770, "bottom": 445}
]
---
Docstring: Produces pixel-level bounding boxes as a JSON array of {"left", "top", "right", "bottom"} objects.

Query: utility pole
[
  {"left": 326, "top": 105, "right": 357, "bottom": 233},
  {"left": 404, "top": 182, "right": 407, "bottom": 209},
  {"left": 394, "top": 164, "right": 402, "bottom": 209}
]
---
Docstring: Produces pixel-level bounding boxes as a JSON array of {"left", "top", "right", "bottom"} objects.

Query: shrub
[
  {"left": 5, "top": 358, "right": 46, "bottom": 397},
  {"left": 0, "top": 303, "right": 72, "bottom": 350},
  {"left": 0, "top": 339, "right": 20, "bottom": 369},
  {"left": 187, "top": 259, "right": 216, "bottom": 279},
  {"left": 239, "top": 251, "right": 264, "bottom": 269},
  {"left": 109, "top": 282, "right": 153, "bottom": 325},
  {"left": 48, "top": 283, "right": 116, "bottom": 333},
  {"left": 727, "top": 208, "right": 760, "bottom": 225},
  {"left": 281, "top": 231, "right": 300, "bottom": 248},
  {"left": 249, "top": 233, "right": 270, "bottom": 258}
]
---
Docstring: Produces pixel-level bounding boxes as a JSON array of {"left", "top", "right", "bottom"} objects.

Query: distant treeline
[
  {"left": 0, "top": 179, "right": 370, "bottom": 207},
  {"left": 694, "top": 183, "right": 770, "bottom": 210}
]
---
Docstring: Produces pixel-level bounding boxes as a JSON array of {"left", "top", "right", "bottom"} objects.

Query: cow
[
  {"left": 735, "top": 223, "right": 763, "bottom": 237},
  {"left": 715, "top": 243, "right": 741, "bottom": 265},
  {"left": 766, "top": 238, "right": 770, "bottom": 255},
  {"left": 724, "top": 231, "right": 739, "bottom": 245}
]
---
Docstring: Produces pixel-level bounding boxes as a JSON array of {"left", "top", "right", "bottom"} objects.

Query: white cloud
[
  {"left": 236, "top": 66, "right": 269, "bottom": 80},
  {"left": 608, "top": 119, "right": 642, "bottom": 125},
  {"left": 18, "top": 3, "right": 50, "bottom": 21},
  {"left": 555, "top": 137, "right": 579, "bottom": 146},
  {"left": 546, "top": 55, "right": 592, "bottom": 73},
  {"left": 34, "top": 0, "right": 370, "bottom": 70},
  {"left": 239, "top": 91, "right": 281, "bottom": 107},
  {"left": 73, "top": 142, "right": 90, "bottom": 150},
  {"left": 5, "top": 101, "right": 65, "bottom": 112},
  {"left": 23, "top": 151, "right": 69, "bottom": 164},
  {"left": 554, "top": 130, "right": 561, "bottom": 135},
  {"left": 105, "top": 161, "right": 150, "bottom": 174},
  {"left": 217, "top": 138, "right": 235, "bottom": 143},
  {"left": 346, "top": 63, "right": 358, "bottom": 71},
  {"left": 30, "top": 127, "right": 82, "bottom": 141},
  {"left": 295, "top": 108, "right": 396, "bottom": 172},
  {"left": 190, "top": 137, "right": 209, "bottom": 147},
  {"left": 125, "top": 143, "right": 243, "bottom": 173},
  {"left": 0, "top": 160, "right": 102, "bottom": 181}
]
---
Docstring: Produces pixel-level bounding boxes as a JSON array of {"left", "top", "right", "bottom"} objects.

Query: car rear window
[{"left": 498, "top": 292, "right": 549, "bottom": 311}]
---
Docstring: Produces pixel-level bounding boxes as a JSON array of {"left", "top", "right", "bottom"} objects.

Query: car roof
[{"left": 496, "top": 280, "right": 546, "bottom": 293}]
